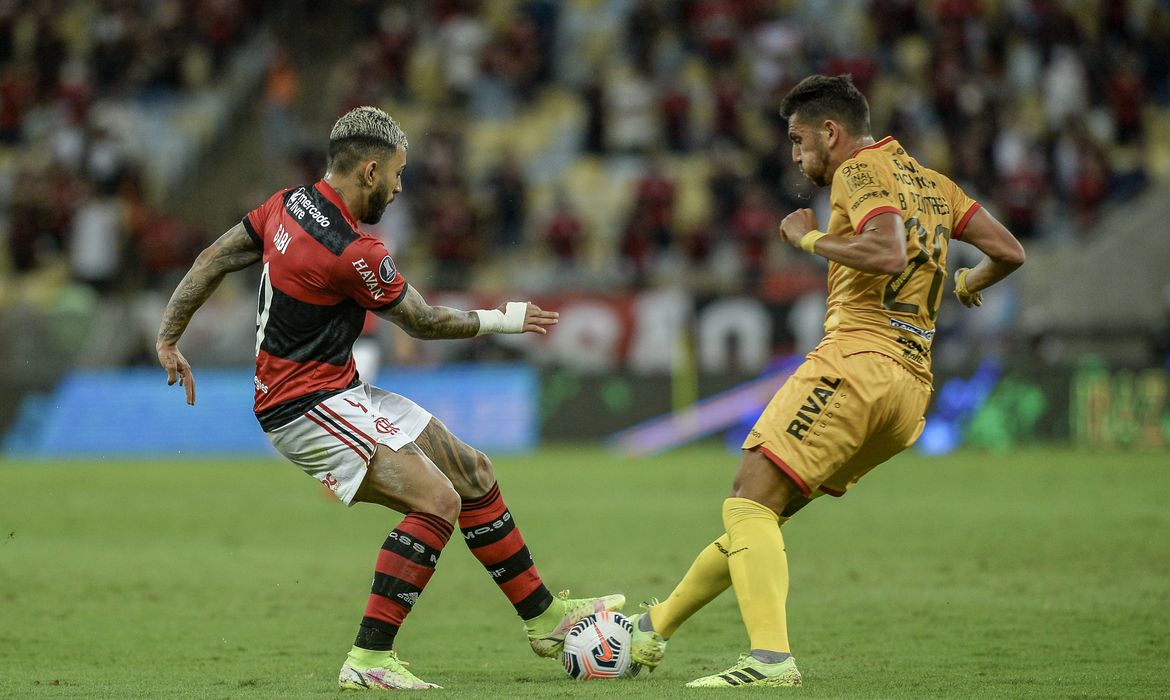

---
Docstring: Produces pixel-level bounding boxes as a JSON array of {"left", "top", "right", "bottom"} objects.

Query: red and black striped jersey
[{"left": 242, "top": 179, "right": 407, "bottom": 430}]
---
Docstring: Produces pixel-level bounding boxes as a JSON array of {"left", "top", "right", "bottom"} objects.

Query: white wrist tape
[{"left": 474, "top": 302, "right": 528, "bottom": 336}]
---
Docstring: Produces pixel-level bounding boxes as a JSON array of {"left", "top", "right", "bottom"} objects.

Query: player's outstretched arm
[
  {"left": 376, "top": 286, "right": 558, "bottom": 340},
  {"left": 952, "top": 208, "right": 1026, "bottom": 308},
  {"left": 156, "top": 223, "right": 262, "bottom": 405}
]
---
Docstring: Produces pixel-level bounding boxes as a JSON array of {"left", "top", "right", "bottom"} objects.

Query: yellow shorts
[{"left": 742, "top": 342, "right": 932, "bottom": 497}]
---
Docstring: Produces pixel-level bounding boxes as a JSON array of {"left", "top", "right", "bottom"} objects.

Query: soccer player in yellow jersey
[{"left": 628, "top": 74, "right": 1026, "bottom": 688}]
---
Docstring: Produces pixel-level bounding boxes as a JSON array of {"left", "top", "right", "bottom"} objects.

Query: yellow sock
[
  {"left": 649, "top": 534, "right": 733, "bottom": 638},
  {"left": 723, "top": 497, "right": 790, "bottom": 653}
]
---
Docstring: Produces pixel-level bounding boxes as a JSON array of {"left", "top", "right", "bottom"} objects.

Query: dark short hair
[
  {"left": 779, "top": 74, "right": 871, "bottom": 136},
  {"left": 327, "top": 106, "right": 408, "bottom": 173}
]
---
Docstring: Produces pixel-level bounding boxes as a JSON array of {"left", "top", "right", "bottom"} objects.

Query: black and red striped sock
[
  {"left": 354, "top": 511, "right": 454, "bottom": 651},
  {"left": 459, "top": 482, "right": 554, "bottom": 620}
]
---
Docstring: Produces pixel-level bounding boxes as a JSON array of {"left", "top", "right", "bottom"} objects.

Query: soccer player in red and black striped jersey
[{"left": 156, "top": 106, "right": 624, "bottom": 691}]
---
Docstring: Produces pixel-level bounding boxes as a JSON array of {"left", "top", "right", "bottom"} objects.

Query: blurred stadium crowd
[
  {"left": 0, "top": 0, "right": 1168, "bottom": 303},
  {"left": 1, "top": 0, "right": 274, "bottom": 293}
]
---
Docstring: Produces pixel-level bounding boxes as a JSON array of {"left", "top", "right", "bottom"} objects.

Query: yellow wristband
[
  {"left": 800, "top": 230, "right": 827, "bottom": 254},
  {"left": 955, "top": 267, "right": 971, "bottom": 294}
]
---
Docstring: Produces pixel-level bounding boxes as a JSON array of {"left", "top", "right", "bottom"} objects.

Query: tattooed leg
[
  {"left": 415, "top": 417, "right": 556, "bottom": 620},
  {"left": 413, "top": 417, "right": 494, "bottom": 498}
]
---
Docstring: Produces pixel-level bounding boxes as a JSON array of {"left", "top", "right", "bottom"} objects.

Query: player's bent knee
[
  {"left": 428, "top": 484, "right": 462, "bottom": 524},
  {"left": 447, "top": 450, "right": 496, "bottom": 498},
  {"left": 470, "top": 451, "right": 496, "bottom": 490},
  {"left": 728, "top": 449, "right": 809, "bottom": 517}
]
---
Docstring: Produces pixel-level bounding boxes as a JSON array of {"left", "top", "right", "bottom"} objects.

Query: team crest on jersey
[{"left": 379, "top": 255, "right": 396, "bottom": 283}]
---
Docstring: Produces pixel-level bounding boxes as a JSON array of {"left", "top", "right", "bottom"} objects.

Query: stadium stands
[{"left": 2, "top": 0, "right": 1169, "bottom": 427}]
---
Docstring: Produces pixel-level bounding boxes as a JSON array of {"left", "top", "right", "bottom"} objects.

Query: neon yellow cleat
[
  {"left": 525, "top": 590, "right": 626, "bottom": 658},
  {"left": 685, "top": 653, "right": 802, "bottom": 688},
  {"left": 627, "top": 612, "right": 668, "bottom": 669},
  {"left": 338, "top": 647, "right": 441, "bottom": 691}
]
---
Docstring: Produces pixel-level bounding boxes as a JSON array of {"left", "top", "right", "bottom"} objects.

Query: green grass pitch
[{"left": 2, "top": 444, "right": 1168, "bottom": 698}]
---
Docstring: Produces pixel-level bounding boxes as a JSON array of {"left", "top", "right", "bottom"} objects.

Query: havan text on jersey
[{"left": 352, "top": 258, "right": 385, "bottom": 301}]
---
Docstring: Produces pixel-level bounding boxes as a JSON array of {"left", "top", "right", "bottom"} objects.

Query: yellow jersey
[{"left": 822, "top": 137, "right": 980, "bottom": 384}]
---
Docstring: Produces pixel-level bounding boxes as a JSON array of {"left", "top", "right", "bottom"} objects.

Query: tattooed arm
[
  {"left": 156, "top": 223, "right": 262, "bottom": 405},
  {"left": 374, "top": 285, "right": 558, "bottom": 340}
]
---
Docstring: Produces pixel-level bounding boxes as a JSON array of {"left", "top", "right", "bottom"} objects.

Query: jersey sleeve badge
[{"left": 378, "top": 255, "right": 397, "bottom": 284}]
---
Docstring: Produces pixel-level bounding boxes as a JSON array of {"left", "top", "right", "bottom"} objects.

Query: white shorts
[{"left": 266, "top": 383, "right": 432, "bottom": 505}]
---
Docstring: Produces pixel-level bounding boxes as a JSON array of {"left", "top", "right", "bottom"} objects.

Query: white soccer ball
[{"left": 561, "top": 610, "right": 642, "bottom": 680}]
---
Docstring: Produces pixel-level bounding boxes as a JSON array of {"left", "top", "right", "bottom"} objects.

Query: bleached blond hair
[
  {"left": 327, "top": 106, "right": 408, "bottom": 171},
  {"left": 329, "top": 106, "right": 408, "bottom": 149}
]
